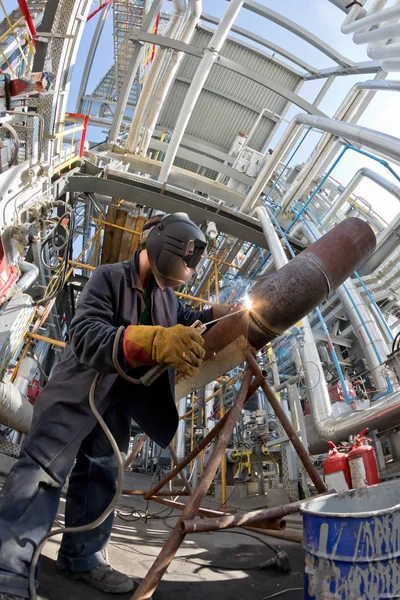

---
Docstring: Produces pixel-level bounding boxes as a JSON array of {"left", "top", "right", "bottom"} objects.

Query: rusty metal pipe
[
  {"left": 143, "top": 370, "right": 266, "bottom": 501},
  {"left": 124, "top": 435, "right": 147, "bottom": 470},
  {"left": 202, "top": 218, "right": 376, "bottom": 357},
  {"left": 181, "top": 501, "right": 302, "bottom": 534}
]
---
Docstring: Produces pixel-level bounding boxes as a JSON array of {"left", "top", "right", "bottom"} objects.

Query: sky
[{"left": 5, "top": 0, "right": 400, "bottom": 223}]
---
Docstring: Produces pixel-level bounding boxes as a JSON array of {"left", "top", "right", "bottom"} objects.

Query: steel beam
[
  {"left": 304, "top": 60, "right": 381, "bottom": 81},
  {"left": 239, "top": 0, "right": 356, "bottom": 68},
  {"left": 68, "top": 173, "right": 304, "bottom": 250},
  {"left": 148, "top": 139, "right": 255, "bottom": 185},
  {"left": 217, "top": 55, "right": 325, "bottom": 116},
  {"left": 76, "top": 2, "right": 111, "bottom": 113},
  {"left": 200, "top": 13, "right": 318, "bottom": 75},
  {"left": 313, "top": 330, "right": 353, "bottom": 348}
]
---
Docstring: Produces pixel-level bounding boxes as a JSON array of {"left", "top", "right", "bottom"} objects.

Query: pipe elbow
[
  {"left": 171, "top": 0, "right": 188, "bottom": 15},
  {"left": 17, "top": 261, "right": 39, "bottom": 292}
]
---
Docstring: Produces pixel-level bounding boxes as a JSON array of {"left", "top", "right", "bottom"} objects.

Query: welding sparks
[{"left": 242, "top": 294, "right": 253, "bottom": 311}]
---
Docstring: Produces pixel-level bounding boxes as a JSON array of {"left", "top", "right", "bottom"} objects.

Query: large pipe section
[
  {"left": 158, "top": 0, "right": 244, "bottom": 183},
  {"left": 201, "top": 217, "right": 376, "bottom": 362},
  {"left": 240, "top": 110, "right": 400, "bottom": 214}
]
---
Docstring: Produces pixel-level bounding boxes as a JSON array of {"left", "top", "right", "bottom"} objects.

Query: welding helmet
[{"left": 146, "top": 213, "right": 207, "bottom": 289}]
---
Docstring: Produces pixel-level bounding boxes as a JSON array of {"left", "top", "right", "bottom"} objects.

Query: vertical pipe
[
  {"left": 219, "top": 391, "right": 227, "bottom": 508},
  {"left": 158, "top": 0, "right": 245, "bottom": 183},
  {"left": 214, "top": 253, "right": 219, "bottom": 303},
  {"left": 255, "top": 206, "right": 333, "bottom": 438},
  {"left": 301, "top": 219, "right": 391, "bottom": 392},
  {"left": 126, "top": 1, "right": 187, "bottom": 153},
  {"left": 176, "top": 396, "right": 187, "bottom": 461},
  {"left": 321, "top": 171, "right": 362, "bottom": 224},
  {"left": 240, "top": 121, "right": 299, "bottom": 213}
]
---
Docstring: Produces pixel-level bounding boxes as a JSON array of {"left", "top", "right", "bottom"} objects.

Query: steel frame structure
[{"left": 123, "top": 350, "right": 326, "bottom": 600}]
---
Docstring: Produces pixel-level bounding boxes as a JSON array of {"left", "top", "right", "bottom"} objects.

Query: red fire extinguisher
[
  {"left": 348, "top": 428, "right": 381, "bottom": 488},
  {"left": 323, "top": 441, "right": 352, "bottom": 492}
]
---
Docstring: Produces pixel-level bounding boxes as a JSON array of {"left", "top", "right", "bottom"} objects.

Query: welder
[{"left": 0, "top": 212, "right": 233, "bottom": 599}]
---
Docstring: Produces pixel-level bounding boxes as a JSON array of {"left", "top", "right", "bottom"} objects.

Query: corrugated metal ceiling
[{"left": 158, "top": 27, "right": 302, "bottom": 157}]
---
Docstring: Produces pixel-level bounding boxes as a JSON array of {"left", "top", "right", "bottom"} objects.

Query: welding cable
[
  {"left": 40, "top": 212, "right": 72, "bottom": 271},
  {"left": 116, "top": 528, "right": 279, "bottom": 571},
  {"left": 29, "top": 325, "right": 163, "bottom": 596},
  {"left": 36, "top": 212, "right": 75, "bottom": 305},
  {"left": 28, "top": 373, "right": 124, "bottom": 600},
  {"left": 112, "top": 326, "right": 141, "bottom": 383}
]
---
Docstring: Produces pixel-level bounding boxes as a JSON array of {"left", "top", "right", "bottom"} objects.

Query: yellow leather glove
[{"left": 123, "top": 324, "right": 205, "bottom": 377}]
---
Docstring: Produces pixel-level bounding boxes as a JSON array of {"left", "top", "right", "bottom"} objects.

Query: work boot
[{"left": 59, "top": 564, "right": 136, "bottom": 594}]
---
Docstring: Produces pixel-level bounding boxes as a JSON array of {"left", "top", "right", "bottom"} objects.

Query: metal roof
[{"left": 158, "top": 25, "right": 302, "bottom": 162}]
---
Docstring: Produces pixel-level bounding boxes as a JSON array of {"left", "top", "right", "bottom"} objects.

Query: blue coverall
[{"left": 0, "top": 252, "right": 212, "bottom": 598}]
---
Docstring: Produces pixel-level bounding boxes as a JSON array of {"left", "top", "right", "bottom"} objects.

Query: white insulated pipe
[
  {"left": 240, "top": 112, "right": 400, "bottom": 214},
  {"left": 301, "top": 221, "right": 390, "bottom": 392},
  {"left": 16, "top": 261, "right": 39, "bottom": 292},
  {"left": 158, "top": 0, "right": 245, "bottom": 184},
  {"left": 176, "top": 396, "right": 187, "bottom": 461},
  {"left": 139, "top": 0, "right": 202, "bottom": 156},
  {"left": 277, "top": 78, "right": 396, "bottom": 213},
  {"left": 342, "top": 2, "right": 399, "bottom": 34},
  {"left": 322, "top": 166, "right": 400, "bottom": 225},
  {"left": 0, "top": 379, "right": 33, "bottom": 434},
  {"left": 126, "top": 0, "right": 188, "bottom": 154},
  {"left": 342, "top": 0, "right": 400, "bottom": 72}
]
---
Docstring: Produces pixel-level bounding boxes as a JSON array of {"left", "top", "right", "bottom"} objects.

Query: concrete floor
[{"left": 2, "top": 471, "right": 305, "bottom": 600}]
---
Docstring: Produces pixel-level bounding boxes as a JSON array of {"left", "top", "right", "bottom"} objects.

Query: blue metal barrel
[{"left": 301, "top": 480, "right": 400, "bottom": 600}]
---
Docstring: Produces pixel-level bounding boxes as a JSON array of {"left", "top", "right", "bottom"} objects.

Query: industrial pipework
[{"left": 200, "top": 217, "right": 376, "bottom": 363}]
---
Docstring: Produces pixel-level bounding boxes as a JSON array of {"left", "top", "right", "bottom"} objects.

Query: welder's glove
[
  {"left": 123, "top": 324, "right": 205, "bottom": 377},
  {"left": 212, "top": 303, "right": 243, "bottom": 321}
]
